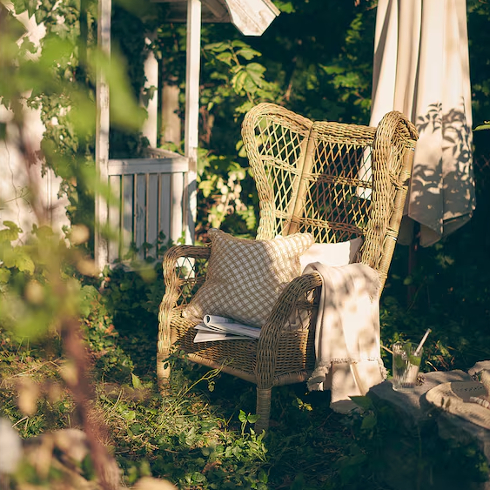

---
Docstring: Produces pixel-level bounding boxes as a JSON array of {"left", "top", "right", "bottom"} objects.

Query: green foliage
[
  {"left": 81, "top": 284, "right": 135, "bottom": 382},
  {"left": 108, "top": 2, "right": 168, "bottom": 158},
  {"left": 475, "top": 121, "right": 490, "bottom": 131},
  {"left": 341, "top": 395, "right": 490, "bottom": 489},
  {"left": 468, "top": 0, "right": 490, "bottom": 155},
  {"left": 2, "top": 242, "right": 490, "bottom": 489},
  {"left": 5, "top": 0, "right": 151, "bottom": 238},
  {"left": 196, "top": 152, "right": 257, "bottom": 236},
  {"left": 245, "top": 0, "right": 377, "bottom": 123},
  {"left": 379, "top": 208, "right": 490, "bottom": 374},
  {"left": 98, "top": 260, "right": 166, "bottom": 376},
  {"left": 202, "top": 39, "right": 282, "bottom": 116},
  {"left": 0, "top": 224, "right": 76, "bottom": 338}
]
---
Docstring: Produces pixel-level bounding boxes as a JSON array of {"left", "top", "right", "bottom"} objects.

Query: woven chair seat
[{"left": 158, "top": 103, "right": 418, "bottom": 431}]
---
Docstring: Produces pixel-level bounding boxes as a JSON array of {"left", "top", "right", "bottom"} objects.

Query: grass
[
  {"left": 3, "top": 313, "right": 486, "bottom": 490},
  {"left": 1, "top": 195, "right": 490, "bottom": 489},
  {"left": 0, "top": 316, "right": 388, "bottom": 490}
]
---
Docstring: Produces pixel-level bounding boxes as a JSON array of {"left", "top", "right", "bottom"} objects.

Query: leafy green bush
[{"left": 98, "top": 261, "right": 166, "bottom": 377}]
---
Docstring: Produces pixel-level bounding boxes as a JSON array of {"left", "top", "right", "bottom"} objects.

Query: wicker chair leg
[
  {"left": 157, "top": 349, "right": 171, "bottom": 394},
  {"left": 255, "top": 387, "right": 272, "bottom": 432}
]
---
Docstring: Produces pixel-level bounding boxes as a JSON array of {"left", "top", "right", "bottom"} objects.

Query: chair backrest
[{"left": 242, "top": 103, "right": 418, "bottom": 289}]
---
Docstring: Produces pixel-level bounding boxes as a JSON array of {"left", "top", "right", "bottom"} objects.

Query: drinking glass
[{"left": 392, "top": 342, "right": 422, "bottom": 392}]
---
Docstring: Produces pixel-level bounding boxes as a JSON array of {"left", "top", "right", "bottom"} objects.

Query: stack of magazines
[{"left": 194, "top": 315, "right": 261, "bottom": 342}]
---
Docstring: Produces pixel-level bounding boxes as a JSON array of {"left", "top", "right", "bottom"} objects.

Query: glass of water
[{"left": 392, "top": 341, "right": 422, "bottom": 392}]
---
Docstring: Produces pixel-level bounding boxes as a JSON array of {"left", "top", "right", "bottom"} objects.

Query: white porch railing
[{"left": 105, "top": 149, "right": 189, "bottom": 264}]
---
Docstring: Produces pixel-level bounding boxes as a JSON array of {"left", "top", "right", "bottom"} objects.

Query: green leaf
[
  {"left": 2, "top": 221, "right": 22, "bottom": 232},
  {"left": 3, "top": 248, "right": 35, "bottom": 273},
  {"left": 274, "top": 1, "right": 295, "bottom": 13},
  {"left": 246, "top": 62, "right": 266, "bottom": 75},
  {"left": 0, "top": 268, "right": 11, "bottom": 283},
  {"left": 361, "top": 413, "right": 376, "bottom": 431},
  {"left": 216, "top": 52, "right": 233, "bottom": 66},
  {"left": 238, "top": 410, "right": 247, "bottom": 423},
  {"left": 236, "top": 47, "right": 261, "bottom": 61},
  {"left": 245, "top": 63, "right": 266, "bottom": 87},
  {"left": 198, "top": 180, "right": 215, "bottom": 198},
  {"left": 474, "top": 122, "right": 490, "bottom": 131},
  {"left": 11, "top": 0, "right": 27, "bottom": 13},
  {"left": 191, "top": 472, "right": 206, "bottom": 484},
  {"left": 231, "top": 70, "right": 248, "bottom": 94},
  {"left": 26, "top": 0, "right": 37, "bottom": 18},
  {"left": 258, "top": 469, "right": 268, "bottom": 483},
  {"left": 131, "top": 372, "right": 142, "bottom": 389},
  {"left": 231, "top": 40, "right": 248, "bottom": 48},
  {"left": 349, "top": 395, "right": 373, "bottom": 411},
  {"left": 409, "top": 355, "right": 421, "bottom": 367},
  {"left": 394, "top": 353, "right": 406, "bottom": 369},
  {"left": 243, "top": 75, "right": 258, "bottom": 93},
  {"left": 0, "top": 222, "right": 20, "bottom": 243},
  {"left": 123, "top": 410, "right": 136, "bottom": 422},
  {"left": 204, "top": 42, "right": 229, "bottom": 53}
]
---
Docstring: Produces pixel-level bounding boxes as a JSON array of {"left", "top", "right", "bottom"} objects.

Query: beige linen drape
[{"left": 370, "top": 0, "right": 475, "bottom": 247}]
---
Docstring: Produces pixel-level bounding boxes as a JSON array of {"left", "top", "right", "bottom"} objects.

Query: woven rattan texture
[
  {"left": 158, "top": 103, "right": 418, "bottom": 430},
  {"left": 172, "top": 316, "right": 315, "bottom": 382}
]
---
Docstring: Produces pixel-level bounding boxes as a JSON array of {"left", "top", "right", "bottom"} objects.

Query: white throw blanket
[{"left": 304, "top": 262, "right": 386, "bottom": 413}]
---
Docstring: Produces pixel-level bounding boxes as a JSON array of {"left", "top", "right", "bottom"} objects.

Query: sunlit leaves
[
  {"left": 11, "top": 0, "right": 42, "bottom": 19},
  {"left": 0, "top": 217, "right": 109, "bottom": 340},
  {"left": 203, "top": 39, "right": 275, "bottom": 105},
  {"left": 0, "top": 221, "right": 21, "bottom": 242},
  {"left": 474, "top": 121, "right": 490, "bottom": 131},
  {"left": 204, "top": 41, "right": 230, "bottom": 53},
  {"left": 131, "top": 372, "right": 142, "bottom": 389},
  {"left": 231, "top": 62, "right": 267, "bottom": 95},
  {"left": 1, "top": 248, "right": 35, "bottom": 274},
  {"left": 273, "top": 0, "right": 296, "bottom": 13},
  {"left": 0, "top": 5, "right": 27, "bottom": 108},
  {"left": 216, "top": 51, "right": 233, "bottom": 66}
]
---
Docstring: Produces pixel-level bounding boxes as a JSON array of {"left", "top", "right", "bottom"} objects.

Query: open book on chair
[{"left": 193, "top": 315, "right": 261, "bottom": 342}]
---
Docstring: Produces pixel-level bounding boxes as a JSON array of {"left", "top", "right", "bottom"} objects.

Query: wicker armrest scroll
[
  {"left": 161, "top": 244, "right": 211, "bottom": 312},
  {"left": 255, "top": 272, "right": 323, "bottom": 389}
]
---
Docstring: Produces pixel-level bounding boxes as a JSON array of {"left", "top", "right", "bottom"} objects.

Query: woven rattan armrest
[
  {"left": 161, "top": 244, "right": 211, "bottom": 311},
  {"left": 255, "top": 272, "right": 322, "bottom": 389},
  {"left": 163, "top": 244, "right": 211, "bottom": 270},
  {"left": 158, "top": 244, "right": 211, "bottom": 383}
]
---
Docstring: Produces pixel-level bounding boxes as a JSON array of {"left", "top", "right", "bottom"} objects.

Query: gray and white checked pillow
[{"left": 183, "top": 229, "right": 314, "bottom": 328}]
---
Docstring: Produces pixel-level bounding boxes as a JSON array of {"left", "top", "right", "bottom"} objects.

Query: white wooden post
[
  {"left": 95, "top": 0, "right": 111, "bottom": 270},
  {"left": 142, "top": 41, "right": 158, "bottom": 148},
  {"left": 184, "top": 0, "right": 201, "bottom": 244},
  {"left": 161, "top": 79, "right": 181, "bottom": 146}
]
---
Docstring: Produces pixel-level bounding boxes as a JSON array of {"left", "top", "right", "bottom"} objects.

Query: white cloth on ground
[{"left": 305, "top": 262, "right": 386, "bottom": 413}]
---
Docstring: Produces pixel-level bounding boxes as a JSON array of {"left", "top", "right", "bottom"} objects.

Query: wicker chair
[{"left": 158, "top": 103, "right": 418, "bottom": 431}]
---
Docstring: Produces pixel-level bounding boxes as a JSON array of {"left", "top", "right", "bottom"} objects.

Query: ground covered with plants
[
  {"left": 1, "top": 199, "right": 490, "bottom": 489},
  {"left": 1, "top": 0, "right": 490, "bottom": 488}
]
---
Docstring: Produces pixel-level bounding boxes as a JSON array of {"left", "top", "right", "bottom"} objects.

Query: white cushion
[{"left": 299, "top": 237, "right": 363, "bottom": 272}]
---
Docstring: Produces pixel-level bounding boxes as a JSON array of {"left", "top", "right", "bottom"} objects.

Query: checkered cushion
[{"left": 183, "top": 229, "right": 314, "bottom": 328}]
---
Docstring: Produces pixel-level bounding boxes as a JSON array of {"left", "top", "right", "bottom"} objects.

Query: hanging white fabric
[{"left": 370, "top": 0, "right": 475, "bottom": 247}]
